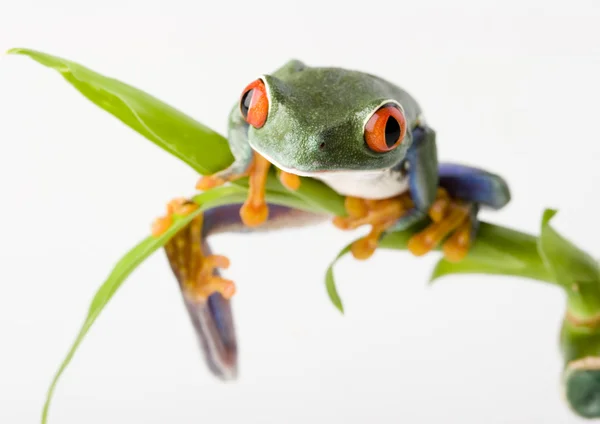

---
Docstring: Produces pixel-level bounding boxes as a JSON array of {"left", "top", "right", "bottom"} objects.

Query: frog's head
[{"left": 237, "top": 67, "right": 413, "bottom": 176}]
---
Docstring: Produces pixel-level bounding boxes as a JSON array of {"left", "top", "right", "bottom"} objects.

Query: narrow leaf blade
[
  {"left": 426, "top": 222, "right": 554, "bottom": 284},
  {"left": 42, "top": 187, "right": 246, "bottom": 424},
  {"left": 8, "top": 48, "right": 234, "bottom": 175},
  {"left": 538, "top": 209, "right": 600, "bottom": 285},
  {"left": 42, "top": 235, "right": 165, "bottom": 424},
  {"left": 324, "top": 245, "right": 352, "bottom": 313}
]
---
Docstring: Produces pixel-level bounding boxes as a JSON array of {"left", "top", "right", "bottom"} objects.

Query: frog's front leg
[
  {"left": 333, "top": 194, "right": 415, "bottom": 259},
  {"left": 334, "top": 126, "right": 510, "bottom": 262},
  {"left": 195, "top": 107, "right": 274, "bottom": 227},
  {"left": 333, "top": 125, "right": 438, "bottom": 259},
  {"left": 406, "top": 187, "right": 477, "bottom": 262},
  {"left": 405, "top": 127, "right": 511, "bottom": 261}
]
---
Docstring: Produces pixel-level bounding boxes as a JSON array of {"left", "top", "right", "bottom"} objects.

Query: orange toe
[
  {"left": 345, "top": 197, "right": 369, "bottom": 219},
  {"left": 151, "top": 216, "right": 173, "bottom": 237},
  {"left": 407, "top": 234, "right": 434, "bottom": 257},
  {"left": 442, "top": 219, "right": 472, "bottom": 262},
  {"left": 351, "top": 236, "right": 378, "bottom": 260},
  {"left": 279, "top": 171, "right": 301, "bottom": 191},
  {"left": 196, "top": 175, "right": 227, "bottom": 191},
  {"left": 240, "top": 201, "right": 269, "bottom": 227},
  {"left": 152, "top": 198, "right": 198, "bottom": 237}
]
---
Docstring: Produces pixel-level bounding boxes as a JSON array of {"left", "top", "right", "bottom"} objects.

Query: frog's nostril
[{"left": 309, "top": 132, "right": 328, "bottom": 153}]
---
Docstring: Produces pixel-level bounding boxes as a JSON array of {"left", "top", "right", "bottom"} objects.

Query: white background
[{"left": 1, "top": 0, "right": 599, "bottom": 423}]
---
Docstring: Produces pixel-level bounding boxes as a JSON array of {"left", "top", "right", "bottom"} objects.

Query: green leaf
[
  {"left": 41, "top": 186, "right": 246, "bottom": 424},
  {"left": 8, "top": 48, "right": 348, "bottom": 218},
  {"left": 324, "top": 244, "right": 352, "bottom": 313},
  {"left": 538, "top": 209, "right": 600, "bottom": 318},
  {"left": 428, "top": 222, "right": 553, "bottom": 285},
  {"left": 8, "top": 48, "right": 234, "bottom": 175},
  {"left": 538, "top": 209, "right": 600, "bottom": 287},
  {"left": 288, "top": 177, "right": 346, "bottom": 217},
  {"left": 324, "top": 221, "right": 552, "bottom": 313},
  {"left": 378, "top": 220, "right": 554, "bottom": 286}
]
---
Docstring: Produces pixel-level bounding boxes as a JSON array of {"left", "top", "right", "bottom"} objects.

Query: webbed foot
[
  {"left": 407, "top": 187, "right": 474, "bottom": 262},
  {"left": 332, "top": 193, "right": 414, "bottom": 260},
  {"left": 196, "top": 152, "right": 271, "bottom": 227},
  {"left": 164, "top": 214, "right": 236, "bottom": 302},
  {"left": 151, "top": 197, "right": 199, "bottom": 237},
  {"left": 196, "top": 153, "right": 304, "bottom": 228},
  {"left": 333, "top": 188, "right": 475, "bottom": 262},
  {"left": 150, "top": 198, "right": 235, "bottom": 300}
]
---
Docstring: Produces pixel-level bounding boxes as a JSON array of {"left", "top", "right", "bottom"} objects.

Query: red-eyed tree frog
[{"left": 152, "top": 60, "right": 511, "bottom": 379}]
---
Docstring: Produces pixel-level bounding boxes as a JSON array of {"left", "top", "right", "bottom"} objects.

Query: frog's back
[{"left": 272, "top": 60, "right": 423, "bottom": 126}]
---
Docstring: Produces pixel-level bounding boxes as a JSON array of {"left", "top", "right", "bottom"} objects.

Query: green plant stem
[
  {"left": 381, "top": 222, "right": 554, "bottom": 284},
  {"left": 327, "top": 215, "right": 600, "bottom": 323},
  {"left": 561, "top": 320, "right": 600, "bottom": 418}
]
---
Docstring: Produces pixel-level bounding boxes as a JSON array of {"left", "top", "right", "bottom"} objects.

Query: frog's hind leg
[
  {"left": 163, "top": 203, "right": 326, "bottom": 380},
  {"left": 438, "top": 163, "right": 511, "bottom": 210},
  {"left": 408, "top": 163, "right": 511, "bottom": 262}
]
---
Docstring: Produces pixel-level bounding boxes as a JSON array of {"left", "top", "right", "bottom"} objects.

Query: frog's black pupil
[
  {"left": 384, "top": 117, "right": 401, "bottom": 148},
  {"left": 241, "top": 89, "right": 254, "bottom": 118}
]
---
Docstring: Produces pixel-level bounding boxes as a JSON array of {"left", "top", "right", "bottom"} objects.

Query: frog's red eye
[
  {"left": 364, "top": 103, "right": 407, "bottom": 153},
  {"left": 240, "top": 79, "right": 269, "bottom": 128}
]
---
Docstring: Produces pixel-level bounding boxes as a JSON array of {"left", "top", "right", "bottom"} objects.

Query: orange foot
[
  {"left": 196, "top": 152, "right": 271, "bottom": 227},
  {"left": 164, "top": 213, "right": 236, "bottom": 302},
  {"left": 196, "top": 153, "right": 303, "bottom": 228},
  {"left": 333, "top": 188, "right": 473, "bottom": 262},
  {"left": 151, "top": 197, "right": 199, "bottom": 237},
  {"left": 408, "top": 188, "right": 473, "bottom": 262},
  {"left": 333, "top": 193, "right": 414, "bottom": 260}
]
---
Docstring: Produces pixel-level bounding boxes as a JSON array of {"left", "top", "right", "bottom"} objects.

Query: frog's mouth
[
  {"left": 250, "top": 143, "right": 391, "bottom": 178},
  {"left": 258, "top": 150, "right": 321, "bottom": 176},
  {"left": 247, "top": 142, "right": 318, "bottom": 176}
]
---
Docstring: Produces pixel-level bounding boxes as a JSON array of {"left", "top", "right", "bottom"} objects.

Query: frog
[{"left": 152, "top": 60, "right": 511, "bottom": 379}]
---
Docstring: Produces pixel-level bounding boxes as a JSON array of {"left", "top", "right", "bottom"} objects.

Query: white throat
[
  {"left": 251, "top": 144, "right": 410, "bottom": 200},
  {"left": 311, "top": 169, "right": 409, "bottom": 200}
]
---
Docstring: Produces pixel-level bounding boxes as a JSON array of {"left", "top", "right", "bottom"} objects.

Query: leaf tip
[
  {"left": 427, "top": 259, "right": 450, "bottom": 285},
  {"left": 541, "top": 208, "right": 559, "bottom": 227},
  {"left": 324, "top": 244, "right": 353, "bottom": 315},
  {"left": 325, "top": 271, "right": 345, "bottom": 315},
  {"left": 6, "top": 47, "right": 24, "bottom": 55},
  {"left": 427, "top": 273, "right": 439, "bottom": 285}
]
